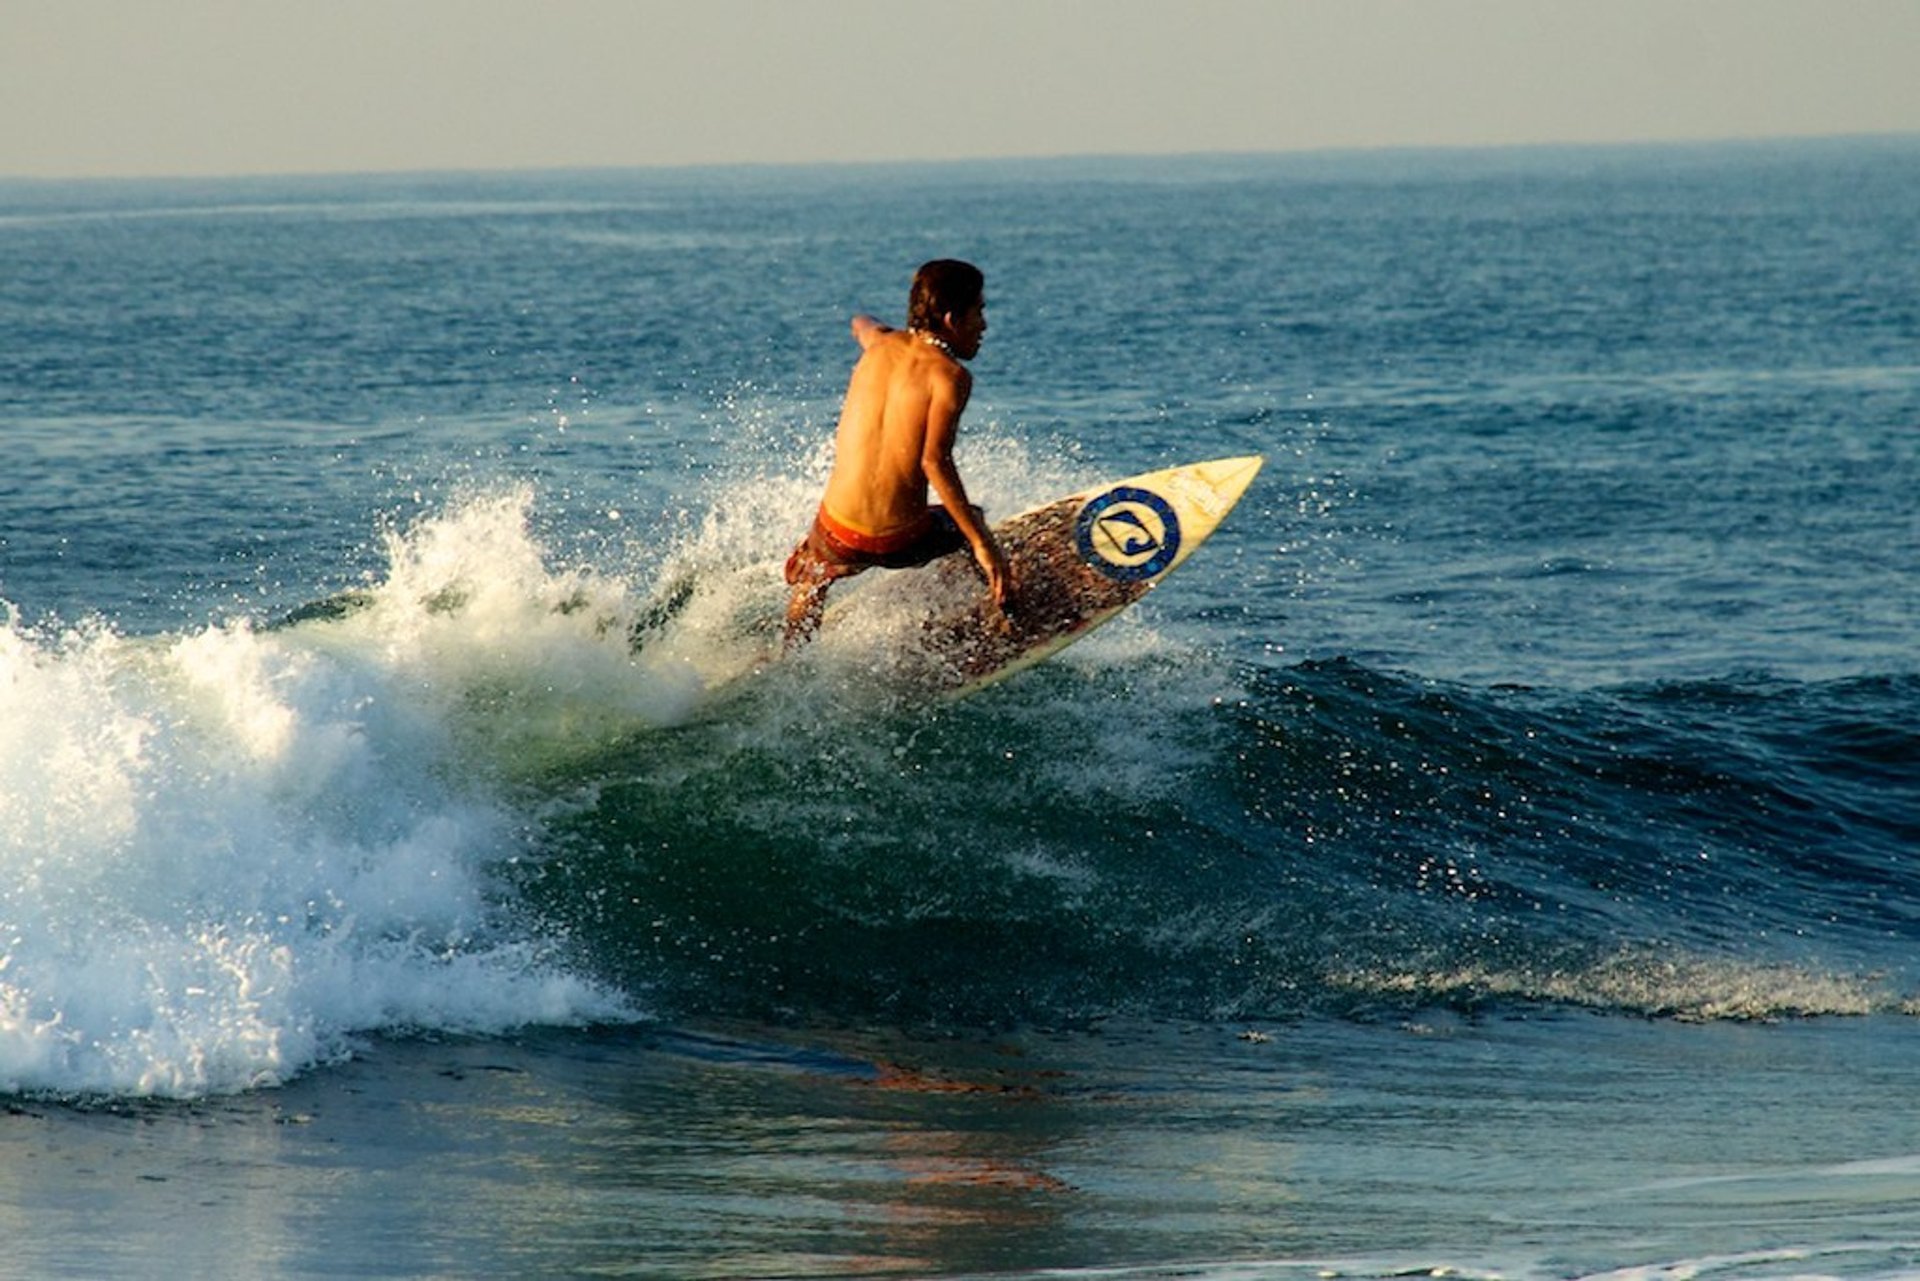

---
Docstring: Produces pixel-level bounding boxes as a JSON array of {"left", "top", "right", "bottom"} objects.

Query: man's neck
[{"left": 911, "top": 328, "right": 956, "bottom": 359}]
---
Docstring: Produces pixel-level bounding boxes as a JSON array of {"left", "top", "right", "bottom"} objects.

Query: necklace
[{"left": 913, "top": 329, "right": 956, "bottom": 359}]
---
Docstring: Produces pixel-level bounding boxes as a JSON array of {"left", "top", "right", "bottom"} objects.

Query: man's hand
[{"left": 978, "top": 537, "right": 1014, "bottom": 612}]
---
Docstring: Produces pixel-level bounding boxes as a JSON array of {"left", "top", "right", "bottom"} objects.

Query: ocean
[{"left": 2, "top": 136, "right": 1918, "bottom": 1278}]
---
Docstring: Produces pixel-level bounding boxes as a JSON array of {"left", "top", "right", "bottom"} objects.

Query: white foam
[
  {"left": 1333, "top": 945, "right": 1890, "bottom": 1021},
  {"left": 0, "top": 490, "right": 663, "bottom": 1099}
]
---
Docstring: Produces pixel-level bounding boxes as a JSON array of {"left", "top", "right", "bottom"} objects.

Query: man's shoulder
[
  {"left": 856, "top": 328, "right": 917, "bottom": 366},
  {"left": 906, "top": 343, "right": 967, "bottom": 394},
  {"left": 869, "top": 332, "right": 966, "bottom": 381}
]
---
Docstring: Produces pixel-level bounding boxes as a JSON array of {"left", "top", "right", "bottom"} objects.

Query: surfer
[{"left": 783, "top": 259, "right": 1013, "bottom": 647}]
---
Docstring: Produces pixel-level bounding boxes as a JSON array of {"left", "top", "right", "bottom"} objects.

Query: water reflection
[{"left": 0, "top": 1020, "right": 1311, "bottom": 1278}]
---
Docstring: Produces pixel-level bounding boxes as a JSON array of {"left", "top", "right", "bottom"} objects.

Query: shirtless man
[{"left": 783, "top": 259, "right": 1012, "bottom": 646}]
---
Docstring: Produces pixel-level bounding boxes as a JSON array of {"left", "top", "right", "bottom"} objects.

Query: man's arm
[
  {"left": 921, "top": 369, "right": 1012, "bottom": 609},
  {"left": 851, "top": 313, "right": 888, "bottom": 349}
]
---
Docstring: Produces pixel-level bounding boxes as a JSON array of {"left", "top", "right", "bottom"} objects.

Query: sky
[{"left": 4, "top": 0, "right": 1917, "bottom": 179}]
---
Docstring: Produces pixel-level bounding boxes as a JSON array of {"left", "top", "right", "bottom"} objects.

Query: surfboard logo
[{"left": 1075, "top": 486, "right": 1182, "bottom": 581}]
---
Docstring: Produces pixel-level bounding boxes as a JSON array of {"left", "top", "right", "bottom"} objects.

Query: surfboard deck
[{"left": 828, "top": 455, "right": 1263, "bottom": 697}]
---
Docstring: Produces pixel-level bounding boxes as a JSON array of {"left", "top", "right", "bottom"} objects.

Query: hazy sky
[{"left": 5, "top": 0, "right": 1917, "bottom": 179}]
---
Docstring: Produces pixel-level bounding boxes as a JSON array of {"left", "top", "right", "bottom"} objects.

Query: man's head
[{"left": 908, "top": 259, "right": 987, "bottom": 358}]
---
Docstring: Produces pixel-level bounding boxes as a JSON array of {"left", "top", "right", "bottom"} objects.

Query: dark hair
[{"left": 907, "top": 259, "right": 984, "bottom": 333}]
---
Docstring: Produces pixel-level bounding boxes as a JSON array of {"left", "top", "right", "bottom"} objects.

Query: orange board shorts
[{"left": 784, "top": 505, "right": 974, "bottom": 588}]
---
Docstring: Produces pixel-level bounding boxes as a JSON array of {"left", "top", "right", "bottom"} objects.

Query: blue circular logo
[{"left": 1075, "top": 486, "right": 1182, "bottom": 581}]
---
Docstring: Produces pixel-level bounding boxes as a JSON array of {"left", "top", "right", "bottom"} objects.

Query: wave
[
  {"left": 6, "top": 478, "right": 1917, "bottom": 1099},
  {"left": 527, "top": 649, "right": 1920, "bottom": 1030},
  {"left": 0, "top": 433, "right": 1098, "bottom": 1100}
]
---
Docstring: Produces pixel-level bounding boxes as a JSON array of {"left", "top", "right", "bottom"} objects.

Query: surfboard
[{"left": 834, "top": 454, "right": 1264, "bottom": 696}]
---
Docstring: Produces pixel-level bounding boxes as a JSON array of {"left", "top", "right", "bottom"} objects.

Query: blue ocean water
[{"left": 2, "top": 137, "right": 1919, "bottom": 1278}]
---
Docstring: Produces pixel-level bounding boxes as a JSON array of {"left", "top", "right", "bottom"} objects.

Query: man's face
[{"left": 950, "top": 297, "right": 987, "bottom": 359}]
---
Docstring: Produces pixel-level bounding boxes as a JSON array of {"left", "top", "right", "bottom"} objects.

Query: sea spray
[{"left": 0, "top": 493, "right": 654, "bottom": 1098}]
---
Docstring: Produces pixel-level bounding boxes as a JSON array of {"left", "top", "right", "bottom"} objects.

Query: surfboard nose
[
  {"left": 1192, "top": 455, "right": 1265, "bottom": 505},
  {"left": 1159, "top": 454, "right": 1264, "bottom": 530}
]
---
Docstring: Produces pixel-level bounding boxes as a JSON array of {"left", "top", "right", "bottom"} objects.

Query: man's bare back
[{"left": 783, "top": 261, "right": 1010, "bottom": 646}]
